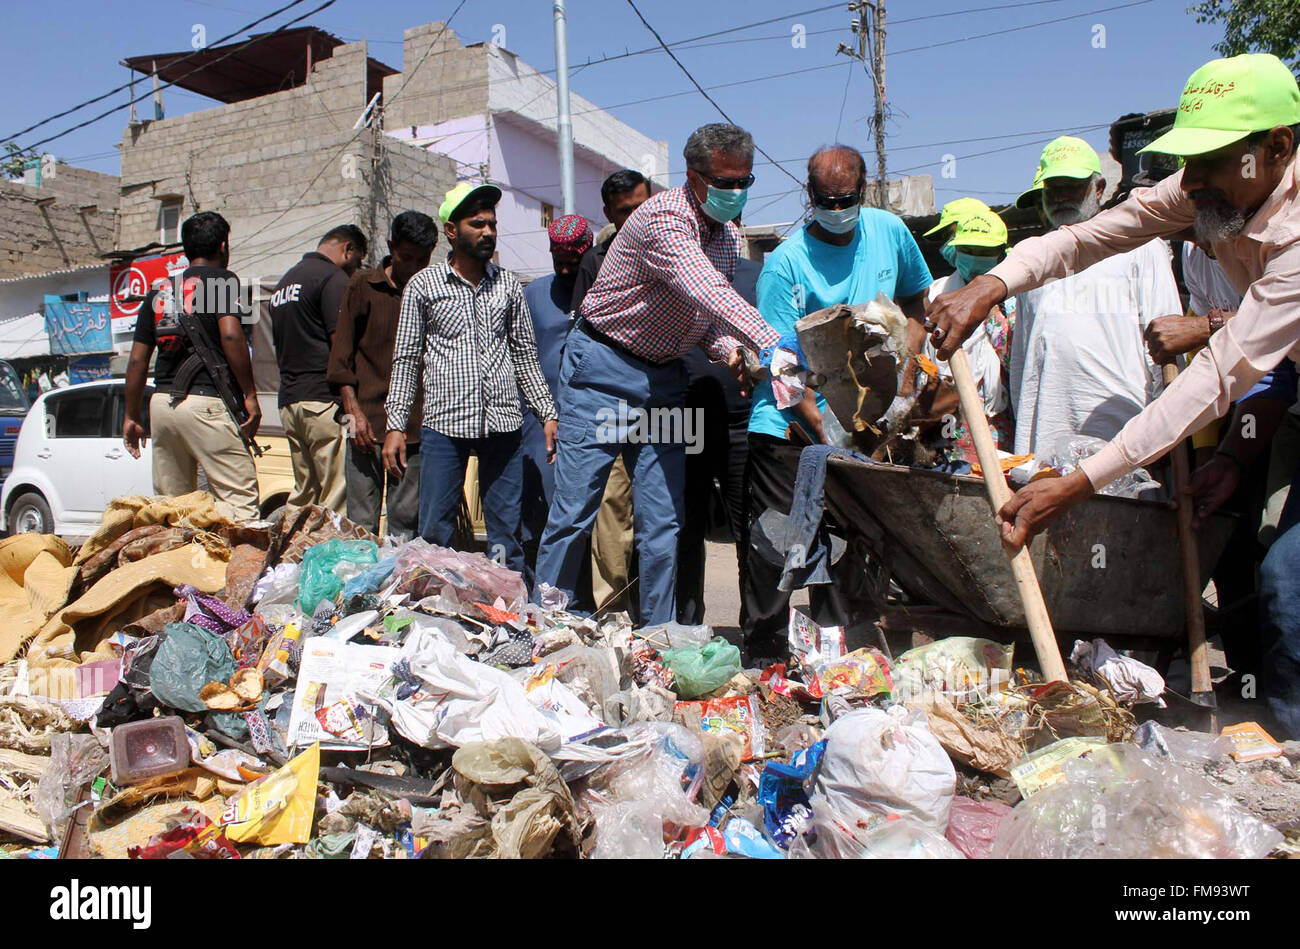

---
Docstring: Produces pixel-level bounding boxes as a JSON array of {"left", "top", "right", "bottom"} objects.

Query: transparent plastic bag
[
  {"left": 392, "top": 539, "right": 528, "bottom": 609},
  {"left": 991, "top": 743, "right": 1284, "bottom": 859},
  {"left": 789, "top": 807, "right": 965, "bottom": 859},
  {"left": 587, "top": 723, "right": 708, "bottom": 859},
  {"left": 297, "top": 539, "right": 379, "bottom": 613},
  {"left": 659, "top": 637, "right": 742, "bottom": 699},
  {"left": 1049, "top": 435, "right": 1161, "bottom": 499},
  {"left": 35, "top": 733, "right": 108, "bottom": 838}
]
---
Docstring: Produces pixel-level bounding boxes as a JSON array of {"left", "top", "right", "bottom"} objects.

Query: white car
[
  {"left": 1, "top": 380, "right": 157, "bottom": 537},
  {"left": 2, "top": 380, "right": 295, "bottom": 538}
]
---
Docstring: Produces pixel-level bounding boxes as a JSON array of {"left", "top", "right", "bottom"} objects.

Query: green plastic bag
[
  {"left": 297, "top": 539, "right": 378, "bottom": 613},
  {"left": 660, "top": 637, "right": 743, "bottom": 699}
]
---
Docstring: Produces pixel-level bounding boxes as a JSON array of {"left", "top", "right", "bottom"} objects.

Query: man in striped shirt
[
  {"left": 383, "top": 183, "right": 557, "bottom": 575},
  {"left": 535, "top": 123, "right": 781, "bottom": 625}
]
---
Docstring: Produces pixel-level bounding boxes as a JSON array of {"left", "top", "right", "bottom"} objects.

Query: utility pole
[
  {"left": 553, "top": 0, "right": 576, "bottom": 215},
  {"left": 839, "top": 1, "right": 887, "bottom": 209}
]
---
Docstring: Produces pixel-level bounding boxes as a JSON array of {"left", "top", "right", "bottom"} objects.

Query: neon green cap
[
  {"left": 951, "top": 207, "right": 1008, "bottom": 248},
  {"left": 923, "top": 197, "right": 991, "bottom": 237},
  {"left": 1139, "top": 54, "right": 1300, "bottom": 157},
  {"left": 1015, "top": 137, "right": 1101, "bottom": 208},
  {"left": 439, "top": 182, "right": 503, "bottom": 224}
]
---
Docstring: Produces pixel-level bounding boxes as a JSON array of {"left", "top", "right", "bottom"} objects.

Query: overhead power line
[
  {"left": 4, "top": 0, "right": 317, "bottom": 143},
  {"left": 20, "top": 0, "right": 339, "bottom": 153},
  {"left": 623, "top": 0, "right": 805, "bottom": 187}
]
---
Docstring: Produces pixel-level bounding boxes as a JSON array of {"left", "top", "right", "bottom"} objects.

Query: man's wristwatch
[{"left": 1207, "top": 309, "right": 1227, "bottom": 335}]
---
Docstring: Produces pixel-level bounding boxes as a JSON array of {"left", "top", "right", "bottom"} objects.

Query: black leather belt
[{"left": 576, "top": 317, "right": 672, "bottom": 368}]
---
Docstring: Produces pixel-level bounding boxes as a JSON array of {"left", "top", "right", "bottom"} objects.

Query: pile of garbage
[{"left": 0, "top": 491, "right": 1295, "bottom": 859}]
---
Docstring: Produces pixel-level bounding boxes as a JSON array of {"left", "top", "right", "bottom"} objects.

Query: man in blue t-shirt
[{"left": 741, "top": 144, "right": 933, "bottom": 663}]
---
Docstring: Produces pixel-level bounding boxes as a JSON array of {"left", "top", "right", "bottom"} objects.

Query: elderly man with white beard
[{"left": 1006, "top": 136, "right": 1182, "bottom": 459}]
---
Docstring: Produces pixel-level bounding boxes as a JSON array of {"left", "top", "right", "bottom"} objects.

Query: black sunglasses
[
  {"left": 810, "top": 189, "right": 861, "bottom": 211},
  {"left": 695, "top": 170, "right": 756, "bottom": 190}
]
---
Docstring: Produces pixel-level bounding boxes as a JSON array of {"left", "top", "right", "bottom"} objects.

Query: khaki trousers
[
  {"left": 150, "top": 392, "right": 259, "bottom": 522},
  {"left": 280, "top": 400, "right": 346, "bottom": 512},
  {"left": 590, "top": 454, "right": 635, "bottom": 614}
]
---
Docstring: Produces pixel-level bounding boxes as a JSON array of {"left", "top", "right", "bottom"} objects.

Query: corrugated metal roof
[{"left": 0, "top": 263, "right": 110, "bottom": 284}]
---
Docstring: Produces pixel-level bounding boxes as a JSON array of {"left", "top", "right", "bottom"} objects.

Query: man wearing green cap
[
  {"left": 384, "top": 182, "right": 557, "bottom": 575},
  {"left": 927, "top": 53, "right": 1300, "bottom": 735},
  {"left": 1005, "top": 136, "right": 1181, "bottom": 459},
  {"left": 922, "top": 203, "right": 1016, "bottom": 466}
]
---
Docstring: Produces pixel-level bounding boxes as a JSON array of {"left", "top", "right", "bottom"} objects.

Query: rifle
[{"left": 165, "top": 282, "right": 263, "bottom": 458}]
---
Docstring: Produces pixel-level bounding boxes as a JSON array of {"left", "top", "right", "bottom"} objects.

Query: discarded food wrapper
[
  {"left": 811, "top": 647, "right": 892, "bottom": 699},
  {"left": 682, "top": 818, "right": 784, "bottom": 859},
  {"left": 257, "top": 621, "right": 304, "bottom": 684},
  {"left": 1220, "top": 722, "right": 1284, "bottom": 762},
  {"left": 675, "top": 695, "right": 766, "bottom": 761},
  {"left": 221, "top": 743, "right": 320, "bottom": 846},
  {"left": 128, "top": 806, "right": 240, "bottom": 859},
  {"left": 1008, "top": 736, "right": 1107, "bottom": 798},
  {"left": 787, "top": 609, "right": 844, "bottom": 668},
  {"left": 758, "top": 740, "right": 825, "bottom": 848}
]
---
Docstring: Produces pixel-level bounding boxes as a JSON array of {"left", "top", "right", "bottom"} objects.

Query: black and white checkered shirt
[{"left": 386, "top": 259, "right": 557, "bottom": 439}]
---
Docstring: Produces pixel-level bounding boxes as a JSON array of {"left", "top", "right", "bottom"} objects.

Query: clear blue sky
[{"left": 2, "top": 0, "right": 1229, "bottom": 227}]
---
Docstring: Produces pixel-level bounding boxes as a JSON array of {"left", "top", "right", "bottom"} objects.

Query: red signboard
[{"left": 109, "top": 251, "right": 189, "bottom": 331}]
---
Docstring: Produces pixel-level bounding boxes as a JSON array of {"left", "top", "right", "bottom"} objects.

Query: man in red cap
[{"left": 520, "top": 214, "right": 594, "bottom": 578}]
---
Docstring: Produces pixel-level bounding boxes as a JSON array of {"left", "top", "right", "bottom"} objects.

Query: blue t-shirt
[{"left": 749, "top": 209, "right": 933, "bottom": 439}]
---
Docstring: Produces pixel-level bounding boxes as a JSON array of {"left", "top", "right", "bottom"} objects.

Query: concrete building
[
  {"left": 382, "top": 22, "right": 670, "bottom": 280},
  {"left": 0, "top": 164, "right": 118, "bottom": 279},
  {"left": 117, "top": 29, "right": 458, "bottom": 286}
]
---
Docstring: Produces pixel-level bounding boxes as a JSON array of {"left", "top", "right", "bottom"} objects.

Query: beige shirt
[{"left": 988, "top": 156, "right": 1300, "bottom": 488}]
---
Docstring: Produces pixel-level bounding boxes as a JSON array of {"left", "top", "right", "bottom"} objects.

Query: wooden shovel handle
[{"left": 949, "top": 348, "right": 1068, "bottom": 683}]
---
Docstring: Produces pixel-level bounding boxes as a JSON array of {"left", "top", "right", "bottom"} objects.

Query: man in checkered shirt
[
  {"left": 535, "top": 123, "right": 781, "bottom": 624},
  {"left": 383, "top": 183, "right": 557, "bottom": 575}
]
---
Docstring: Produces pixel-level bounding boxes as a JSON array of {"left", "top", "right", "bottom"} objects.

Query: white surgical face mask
[{"left": 812, "top": 205, "right": 859, "bottom": 234}]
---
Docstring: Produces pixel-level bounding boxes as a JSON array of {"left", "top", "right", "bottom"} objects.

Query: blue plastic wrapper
[{"left": 758, "top": 740, "right": 826, "bottom": 849}]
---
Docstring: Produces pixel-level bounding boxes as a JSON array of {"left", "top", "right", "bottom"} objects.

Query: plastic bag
[
  {"left": 221, "top": 743, "right": 320, "bottom": 846},
  {"left": 588, "top": 723, "right": 709, "bottom": 859},
  {"left": 638, "top": 621, "right": 713, "bottom": 651},
  {"left": 894, "top": 637, "right": 1014, "bottom": 707},
  {"left": 150, "top": 622, "right": 238, "bottom": 714},
  {"left": 365, "top": 628, "right": 562, "bottom": 752},
  {"left": 992, "top": 743, "right": 1284, "bottom": 859},
  {"left": 810, "top": 706, "right": 956, "bottom": 831},
  {"left": 945, "top": 796, "right": 1013, "bottom": 859},
  {"left": 1133, "top": 721, "right": 1230, "bottom": 766},
  {"left": 252, "top": 561, "right": 300, "bottom": 608},
  {"left": 1050, "top": 435, "right": 1161, "bottom": 499},
  {"left": 341, "top": 556, "right": 396, "bottom": 601},
  {"left": 35, "top": 733, "right": 108, "bottom": 837},
  {"left": 392, "top": 539, "right": 528, "bottom": 610},
  {"left": 297, "top": 539, "right": 379, "bottom": 613},
  {"left": 451, "top": 738, "right": 579, "bottom": 859},
  {"left": 789, "top": 811, "right": 965, "bottom": 859},
  {"left": 759, "top": 740, "right": 825, "bottom": 848},
  {"left": 659, "top": 637, "right": 742, "bottom": 699}
]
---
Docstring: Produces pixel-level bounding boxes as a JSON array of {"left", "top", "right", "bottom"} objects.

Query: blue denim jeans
[
  {"left": 535, "top": 329, "right": 688, "bottom": 625},
  {"left": 418, "top": 426, "right": 524, "bottom": 576},
  {"left": 1260, "top": 512, "right": 1300, "bottom": 739}
]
